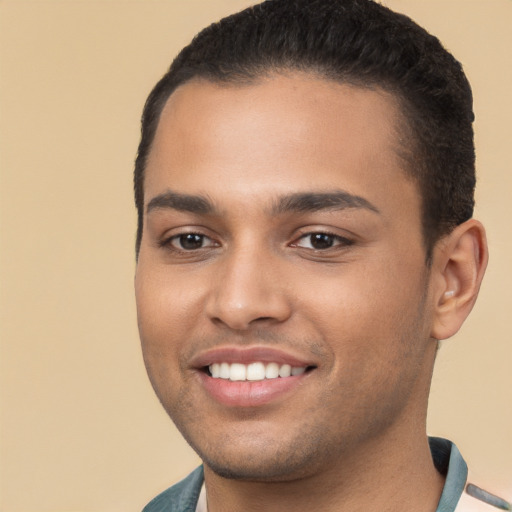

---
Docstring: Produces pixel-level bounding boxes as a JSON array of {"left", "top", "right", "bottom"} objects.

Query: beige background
[{"left": 0, "top": 0, "right": 510, "bottom": 510}]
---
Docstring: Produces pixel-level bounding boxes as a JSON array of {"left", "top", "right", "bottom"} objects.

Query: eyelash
[
  {"left": 160, "top": 230, "right": 354, "bottom": 253},
  {"left": 291, "top": 231, "right": 354, "bottom": 251}
]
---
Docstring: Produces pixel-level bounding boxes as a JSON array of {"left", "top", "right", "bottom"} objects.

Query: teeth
[
  {"left": 279, "top": 364, "right": 291, "bottom": 378},
  {"left": 265, "top": 362, "right": 279, "bottom": 379},
  {"left": 209, "top": 362, "right": 308, "bottom": 381},
  {"left": 220, "top": 362, "right": 230, "bottom": 379},
  {"left": 247, "top": 362, "right": 266, "bottom": 381},
  {"left": 229, "top": 363, "right": 246, "bottom": 381},
  {"left": 211, "top": 363, "right": 220, "bottom": 378}
]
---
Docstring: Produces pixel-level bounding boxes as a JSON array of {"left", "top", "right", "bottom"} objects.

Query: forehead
[{"left": 144, "top": 72, "right": 418, "bottom": 221}]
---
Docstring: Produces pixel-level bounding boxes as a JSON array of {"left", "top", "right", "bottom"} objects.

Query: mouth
[{"left": 192, "top": 346, "right": 318, "bottom": 407}]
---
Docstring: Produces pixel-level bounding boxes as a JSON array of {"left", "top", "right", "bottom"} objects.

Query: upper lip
[{"left": 190, "top": 345, "right": 317, "bottom": 369}]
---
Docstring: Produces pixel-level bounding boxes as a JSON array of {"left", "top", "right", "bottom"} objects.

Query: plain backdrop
[{"left": 0, "top": 1, "right": 511, "bottom": 510}]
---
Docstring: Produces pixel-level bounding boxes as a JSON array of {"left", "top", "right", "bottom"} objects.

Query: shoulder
[{"left": 142, "top": 466, "right": 204, "bottom": 512}]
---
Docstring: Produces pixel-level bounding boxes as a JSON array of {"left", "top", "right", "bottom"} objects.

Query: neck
[{"left": 203, "top": 426, "right": 445, "bottom": 512}]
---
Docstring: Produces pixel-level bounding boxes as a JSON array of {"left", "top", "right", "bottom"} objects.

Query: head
[
  {"left": 134, "top": 0, "right": 476, "bottom": 261},
  {"left": 134, "top": 0, "right": 487, "bottom": 484}
]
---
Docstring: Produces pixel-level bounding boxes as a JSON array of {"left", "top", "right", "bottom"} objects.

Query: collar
[{"left": 430, "top": 437, "right": 468, "bottom": 512}]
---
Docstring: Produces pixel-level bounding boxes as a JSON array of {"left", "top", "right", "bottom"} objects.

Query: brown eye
[
  {"left": 294, "top": 232, "right": 353, "bottom": 250},
  {"left": 309, "top": 233, "right": 335, "bottom": 249},
  {"left": 171, "top": 233, "right": 212, "bottom": 250}
]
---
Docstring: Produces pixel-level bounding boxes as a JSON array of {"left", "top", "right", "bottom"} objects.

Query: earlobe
[{"left": 430, "top": 219, "right": 488, "bottom": 341}]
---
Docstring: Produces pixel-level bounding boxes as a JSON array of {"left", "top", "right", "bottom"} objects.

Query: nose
[{"left": 205, "top": 245, "right": 292, "bottom": 331}]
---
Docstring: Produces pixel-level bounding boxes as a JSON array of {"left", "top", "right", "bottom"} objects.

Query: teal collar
[{"left": 430, "top": 437, "right": 468, "bottom": 512}]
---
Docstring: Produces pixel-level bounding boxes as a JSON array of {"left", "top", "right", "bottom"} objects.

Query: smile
[
  {"left": 209, "top": 362, "right": 307, "bottom": 381},
  {"left": 192, "top": 346, "right": 317, "bottom": 406}
]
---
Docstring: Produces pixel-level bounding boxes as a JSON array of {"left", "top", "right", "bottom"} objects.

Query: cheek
[
  {"left": 135, "top": 262, "right": 215, "bottom": 392},
  {"left": 299, "top": 253, "right": 429, "bottom": 362},
  {"left": 135, "top": 268, "right": 183, "bottom": 369},
  {"left": 136, "top": 263, "right": 202, "bottom": 335},
  {"left": 135, "top": 273, "right": 191, "bottom": 410}
]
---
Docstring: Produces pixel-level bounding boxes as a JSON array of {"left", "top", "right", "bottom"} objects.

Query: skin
[{"left": 135, "top": 72, "right": 487, "bottom": 512}]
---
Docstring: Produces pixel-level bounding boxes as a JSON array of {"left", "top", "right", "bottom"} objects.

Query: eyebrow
[
  {"left": 146, "top": 189, "right": 380, "bottom": 216},
  {"left": 146, "top": 190, "right": 214, "bottom": 215},
  {"left": 272, "top": 191, "right": 380, "bottom": 215}
]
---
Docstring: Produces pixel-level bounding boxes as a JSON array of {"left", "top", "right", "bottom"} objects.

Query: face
[{"left": 135, "top": 73, "right": 438, "bottom": 482}]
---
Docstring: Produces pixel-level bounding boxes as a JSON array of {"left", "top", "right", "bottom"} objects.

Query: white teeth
[
  {"left": 229, "top": 363, "right": 246, "bottom": 381},
  {"left": 211, "top": 363, "right": 220, "bottom": 378},
  {"left": 279, "top": 364, "right": 291, "bottom": 378},
  {"left": 219, "top": 362, "right": 230, "bottom": 379},
  {"left": 265, "top": 362, "right": 280, "bottom": 379},
  {"left": 208, "top": 362, "right": 308, "bottom": 381},
  {"left": 247, "top": 362, "right": 266, "bottom": 381}
]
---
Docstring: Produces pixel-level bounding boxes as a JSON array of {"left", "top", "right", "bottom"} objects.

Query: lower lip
[{"left": 197, "top": 371, "right": 309, "bottom": 407}]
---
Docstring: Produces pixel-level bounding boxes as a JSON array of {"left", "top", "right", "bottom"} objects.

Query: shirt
[{"left": 142, "top": 437, "right": 511, "bottom": 512}]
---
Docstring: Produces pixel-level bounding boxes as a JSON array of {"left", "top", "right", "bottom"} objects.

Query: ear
[{"left": 430, "top": 219, "right": 488, "bottom": 341}]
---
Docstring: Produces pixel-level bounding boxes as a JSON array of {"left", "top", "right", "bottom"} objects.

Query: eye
[
  {"left": 293, "top": 232, "right": 353, "bottom": 250},
  {"left": 168, "top": 233, "right": 217, "bottom": 251}
]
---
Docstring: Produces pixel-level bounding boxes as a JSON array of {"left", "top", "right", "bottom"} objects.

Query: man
[{"left": 133, "top": 0, "right": 510, "bottom": 510}]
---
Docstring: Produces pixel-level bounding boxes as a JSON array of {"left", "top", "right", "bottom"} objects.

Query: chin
[
  {"left": 185, "top": 424, "right": 337, "bottom": 483},
  {"left": 202, "top": 451, "right": 319, "bottom": 482}
]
